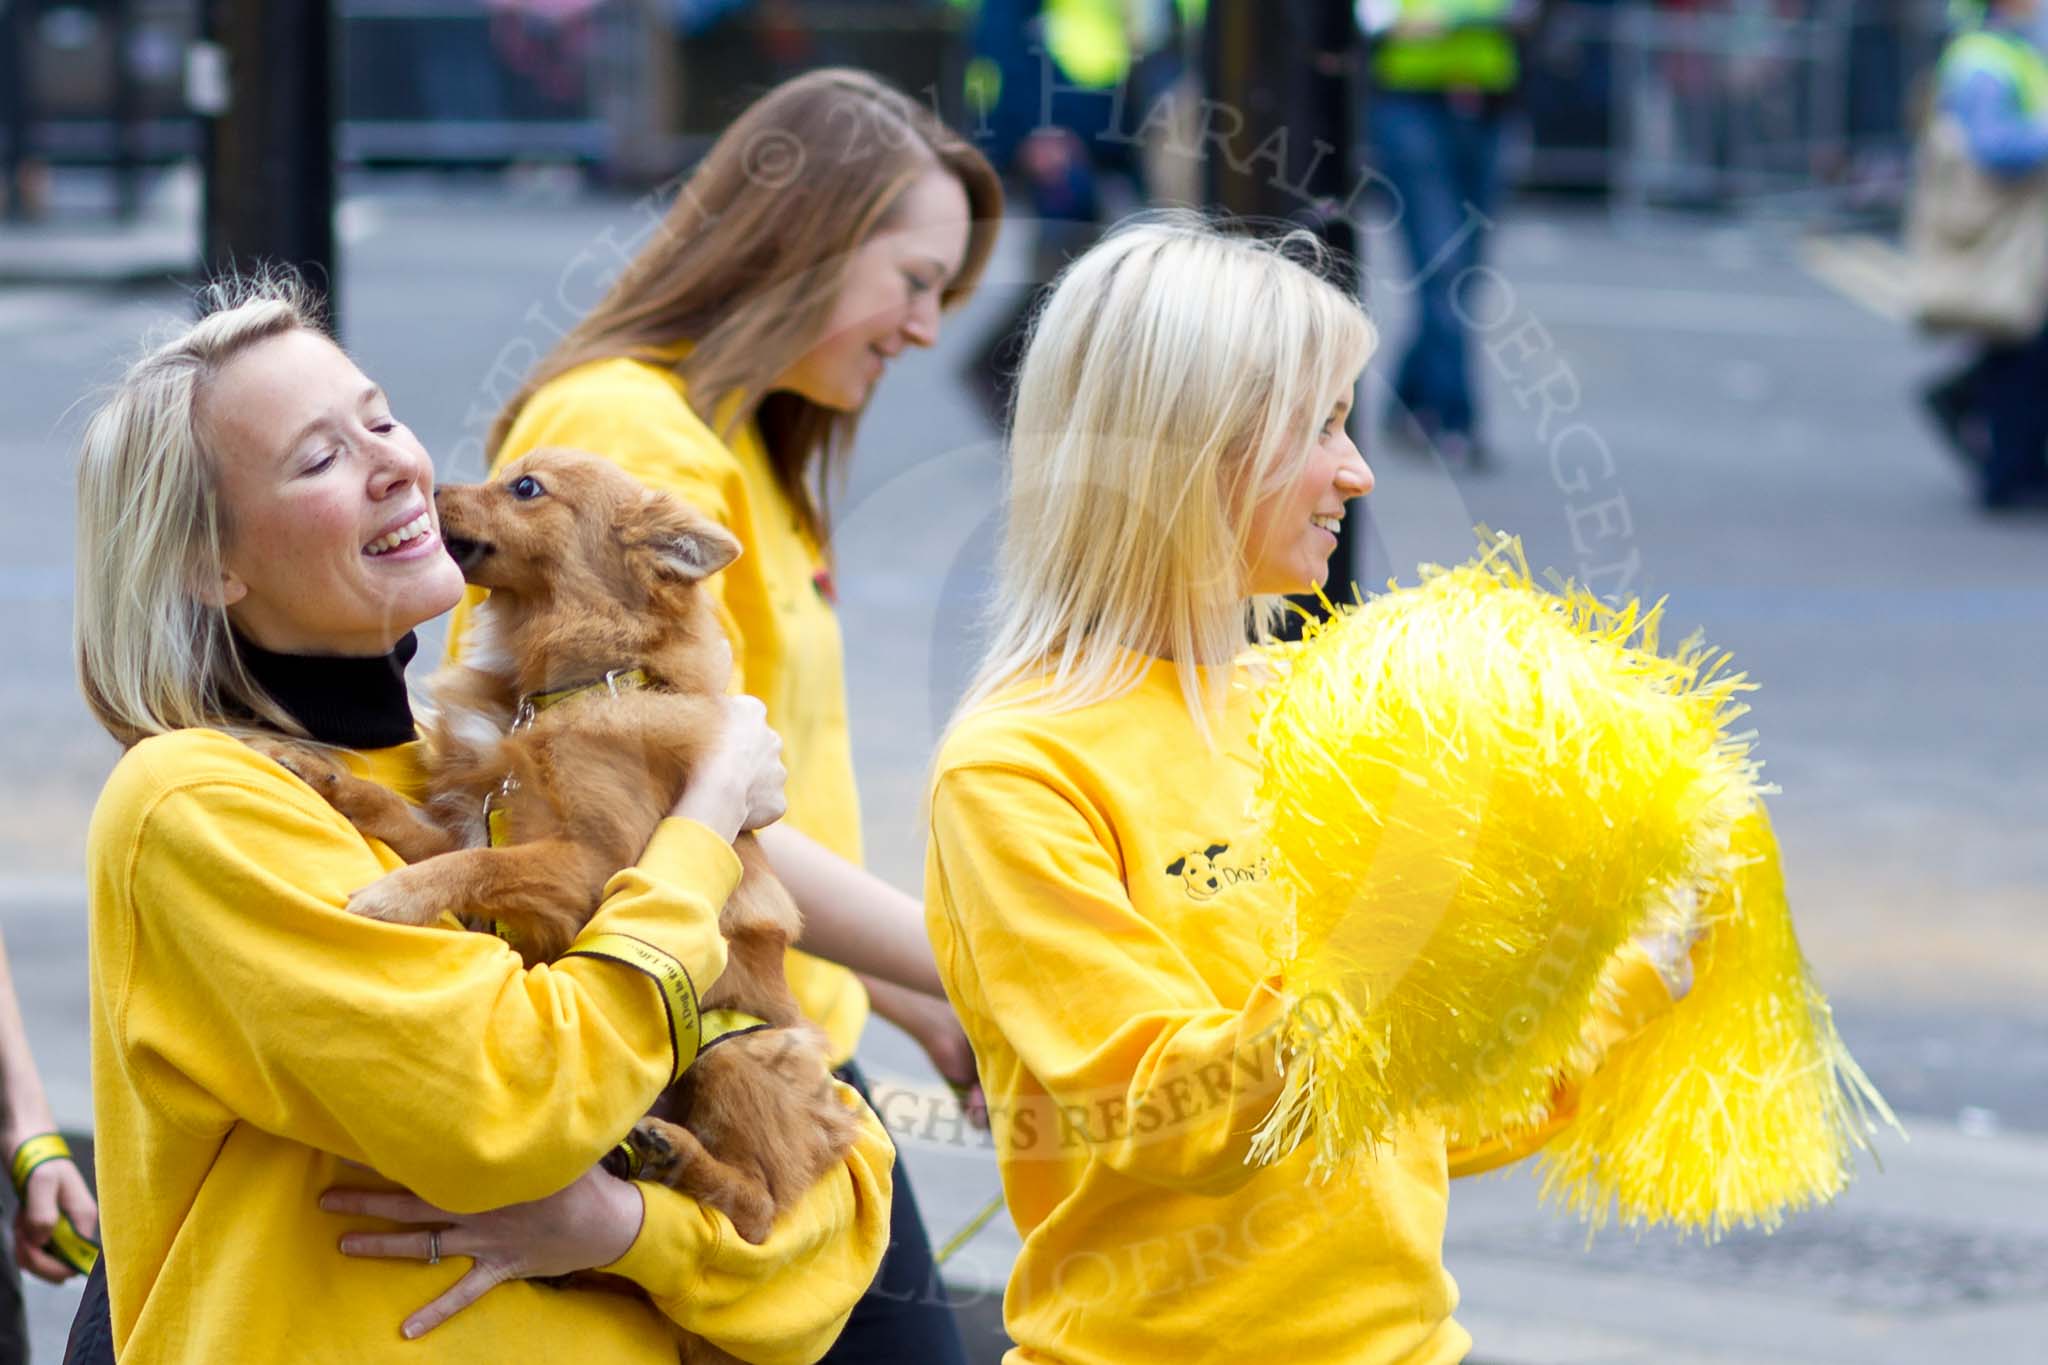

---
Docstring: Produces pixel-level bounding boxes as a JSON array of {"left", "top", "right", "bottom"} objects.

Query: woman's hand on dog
[
  {"left": 671, "top": 694, "right": 788, "bottom": 841},
  {"left": 323, "top": 1164, "right": 644, "bottom": 1339}
]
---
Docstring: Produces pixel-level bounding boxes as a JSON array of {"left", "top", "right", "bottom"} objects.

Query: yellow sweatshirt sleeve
[
  {"left": 106, "top": 743, "right": 738, "bottom": 1214},
  {"left": 928, "top": 763, "right": 1288, "bottom": 1197},
  {"left": 601, "top": 1082, "right": 895, "bottom": 1365},
  {"left": 1445, "top": 941, "right": 1679, "bottom": 1179},
  {"left": 497, "top": 362, "right": 752, "bottom": 686}
]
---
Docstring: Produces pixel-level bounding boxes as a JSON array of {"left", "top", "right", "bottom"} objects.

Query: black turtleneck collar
[{"left": 234, "top": 631, "right": 419, "bottom": 750}]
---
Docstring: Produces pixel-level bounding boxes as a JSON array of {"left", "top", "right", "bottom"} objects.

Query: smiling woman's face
[
  {"left": 1242, "top": 391, "right": 1374, "bottom": 597},
  {"left": 774, "top": 168, "right": 973, "bottom": 411},
  {"left": 198, "top": 328, "right": 465, "bottom": 656}
]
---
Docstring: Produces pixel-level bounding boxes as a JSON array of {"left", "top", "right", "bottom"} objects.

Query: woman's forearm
[
  {"left": 753, "top": 823, "right": 944, "bottom": 995},
  {"left": 0, "top": 929, "right": 58, "bottom": 1148}
]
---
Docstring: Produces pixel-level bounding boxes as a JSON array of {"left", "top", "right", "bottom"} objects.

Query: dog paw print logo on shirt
[{"left": 1164, "top": 843, "right": 1271, "bottom": 902}]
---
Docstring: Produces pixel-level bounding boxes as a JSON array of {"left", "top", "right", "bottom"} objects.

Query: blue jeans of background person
[
  {"left": 1975, "top": 318, "right": 2048, "bottom": 507},
  {"left": 1369, "top": 90, "right": 1506, "bottom": 439},
  {"left": 819, "top": 1061, "right": 969, "bottom": 1364}
]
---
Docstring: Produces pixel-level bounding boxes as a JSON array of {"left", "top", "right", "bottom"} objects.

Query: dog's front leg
[
  {"left": 247, "top": 738, "right": 462, "bottom": 863},
  {"left": 347, "top": 838, "right": 605, "bottom": 959}
]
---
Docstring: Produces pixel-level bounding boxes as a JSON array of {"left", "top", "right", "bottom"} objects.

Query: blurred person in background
[
  {"left": 1361, "top": 0, "right": 1537, "bottom": 470},
  {"left": 1918, "top": 0, "right": 2048, "bottom": 509},
  {"left": 963, "top": 0, "right": 1197, "bottom": 422},
  {"left": 467, "top": 68, "right": 1003, "bottom": 1364}
]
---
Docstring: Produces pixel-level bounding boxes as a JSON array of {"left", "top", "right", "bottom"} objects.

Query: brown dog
[{"left": 258, "top": 449, "right": 861, "bottom": 1282}]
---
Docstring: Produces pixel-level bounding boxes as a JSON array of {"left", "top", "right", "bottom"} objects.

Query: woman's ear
[{"left": 191, "top": 568, "right": 249, "bottom": 609}]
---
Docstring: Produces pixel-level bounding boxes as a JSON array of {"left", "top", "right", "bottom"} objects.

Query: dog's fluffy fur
[{"left": 258, "top": 450, "right": 862, "bottom": 1307}]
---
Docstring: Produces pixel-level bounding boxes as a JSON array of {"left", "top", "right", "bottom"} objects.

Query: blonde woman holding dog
[
  {"left": 71, "top": 278, "right": 896, "bottom": 1363},
  {"left": 468, "top": 67, "right": 1002, "bottom": 1362},
  {"left": 923, "top": 219, "right": 1688, "bottom": 1364}
]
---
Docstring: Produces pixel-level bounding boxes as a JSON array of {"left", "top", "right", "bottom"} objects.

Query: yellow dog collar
[{"left": 513, "top": 667, "right": 653, "bottom": 731}]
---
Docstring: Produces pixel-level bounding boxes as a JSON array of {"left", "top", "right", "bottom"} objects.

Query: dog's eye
[{"left": 510, "top": 475, "right": 545, "bottom": 500}]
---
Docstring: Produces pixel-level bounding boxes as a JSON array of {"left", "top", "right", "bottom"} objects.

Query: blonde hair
[
  {"left": 490, "top": 67, "right": 1003, "bottom": 544},
  {"left": 74, "top": 274, "right": 326, "bottom": 746},
  {"left": 956, "top": 216, "right": 1376, "bottom": 733}
]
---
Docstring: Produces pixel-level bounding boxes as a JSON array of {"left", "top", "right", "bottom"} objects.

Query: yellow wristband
[
  {"left": 560, "top": 932, "right": 702, "bottom": 1085},
  {"left": 9, "top": 1133, "right": 70, "bottom": 1197}
]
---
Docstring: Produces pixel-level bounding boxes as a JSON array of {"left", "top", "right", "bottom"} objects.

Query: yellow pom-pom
[
  {"left": 1249, "top": 535, "right": 1760, "bottom": 1172},
  {"left": 1536, "top": 806, "right": 1897, "bottom": 1237}
]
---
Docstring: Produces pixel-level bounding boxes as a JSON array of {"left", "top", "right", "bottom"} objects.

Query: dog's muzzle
[{"left": 441, "top": 535, "right": 493, "bottom": 573}]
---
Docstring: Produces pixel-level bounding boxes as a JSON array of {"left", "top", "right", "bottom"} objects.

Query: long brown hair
[{"left": 490, "top": 68, "right": 1003, "bottom": 543}]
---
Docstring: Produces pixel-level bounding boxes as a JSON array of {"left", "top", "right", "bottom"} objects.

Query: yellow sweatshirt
[
  {"left": 924, "top": 655, "right": 1672, "bottom": 1365},
  {"left": 87, "top": 728, "right": 894, "bottom": 1364},
  {"left": 450, "top": 356, "right": 868, "bottom": 1063}
]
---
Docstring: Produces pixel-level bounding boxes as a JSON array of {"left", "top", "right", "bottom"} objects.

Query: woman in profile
[{"left": 470, "top": 67, "right": 1004, "bottom": 1362}]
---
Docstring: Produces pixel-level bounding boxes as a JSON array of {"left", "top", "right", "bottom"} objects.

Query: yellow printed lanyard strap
[
  {"left": 560, "top": 932, "right": 704, "bottom": 1086},
  {"left": 8, "top": 1133, "right": 99, "bottom": 1276}
]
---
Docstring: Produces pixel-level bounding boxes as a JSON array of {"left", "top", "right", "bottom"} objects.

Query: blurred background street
[{"left": 3, "top": 0, "right": 2047, "bottom": 1360}]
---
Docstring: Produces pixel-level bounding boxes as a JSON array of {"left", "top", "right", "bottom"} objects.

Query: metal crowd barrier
[{"left": 1519, "top": 0, "right": 1950, "bottom": 219}]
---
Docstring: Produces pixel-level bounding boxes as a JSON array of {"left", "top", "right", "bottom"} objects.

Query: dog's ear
[
  {"left": 629, "top": 497, "right": 741, "bottom": 583},
  {"left": 1205, "top": 843, "right": 1228, "bottom": 858},
  {"left": 650, "top": 524, "right": 741, "bottom": 580},
  {"left": 1165, "top": 856, "right": 1186, "bottom": 875}
]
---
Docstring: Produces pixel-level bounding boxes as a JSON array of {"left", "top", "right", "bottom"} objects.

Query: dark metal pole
[
  {"left": 112, "top": 0, "right": 142, "bottom": 222},
  {"left": 199, "top": 0, "right": 340, "bottom": 334},
  {"left": 1204, "top": 0, "right": 1366, "bottom": 624},
  {"left": 1, "top": 0, "right": 32, "bottom": 221}
]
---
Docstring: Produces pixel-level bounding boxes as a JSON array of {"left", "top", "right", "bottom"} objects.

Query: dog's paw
[
  {"left": 345, "top": 865, "right": 447, "bottom": 926},
  {"left": 626, "top": 1118, "right": 684, "bottom": 1184},
  {"left": 628, "top": 1117, "right": 776, "bottom": 1244},
  {"left": 248, "top": 738, "right": 343, "bottom": 798}
]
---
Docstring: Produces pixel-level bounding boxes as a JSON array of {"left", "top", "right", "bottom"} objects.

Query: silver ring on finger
[{"left": 428, "top": 1229, "right": 440, "bottom": 1266}]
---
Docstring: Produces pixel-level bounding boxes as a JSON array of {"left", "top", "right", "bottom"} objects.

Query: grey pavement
[{"left": 2, "top": 177, "right": 2045, "bottom": 1361}]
